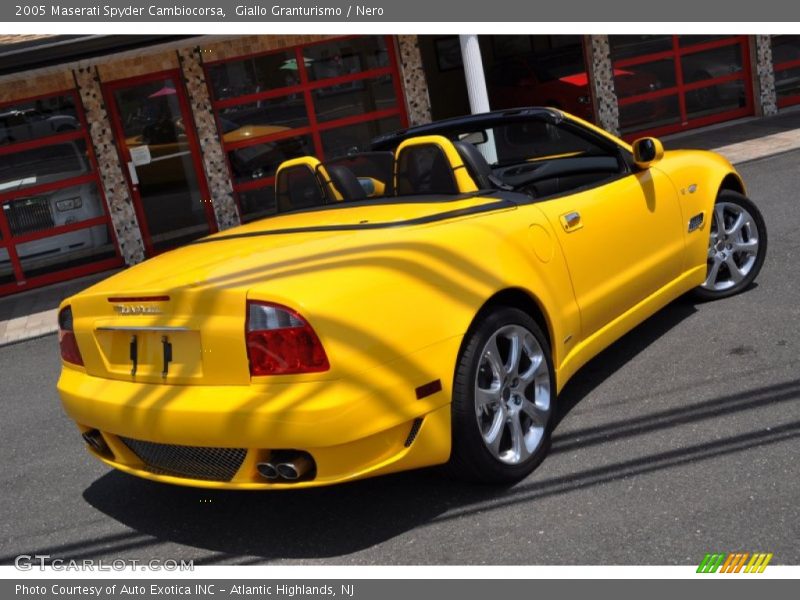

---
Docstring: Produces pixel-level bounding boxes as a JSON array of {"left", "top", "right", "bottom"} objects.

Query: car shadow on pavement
[
  {"left": 74, "top": 297, "right": 712, "bottom": 563},
  {"left": 78, "top": 397, "right": 800, "bottom": 564},
  {"left": 81, "top": 467, "right": 492, "bottom": 562},
  {"left": 553, "top": 295, "right": 699, "bottom": 428}
]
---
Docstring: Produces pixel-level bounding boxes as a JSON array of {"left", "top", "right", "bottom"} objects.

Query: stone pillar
[
  {"left": 753, "top": 35, "right": 778, "bottom": 117},
  {"left": 586, "top": 35, "right": 620, "bottom": 136},
  {"left": 177, "top": 47, "right": 241, "bottom": 231},
  {"left": 395, "top": 35, "right": 432, "bottom": 127},
  {"left": 73, "top": 66, "right": 146, "bottom": 266}
]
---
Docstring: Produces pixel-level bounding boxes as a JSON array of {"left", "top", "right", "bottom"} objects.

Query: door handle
[{"left": 560, "top": 211, "right": 583, "bottom": 232}]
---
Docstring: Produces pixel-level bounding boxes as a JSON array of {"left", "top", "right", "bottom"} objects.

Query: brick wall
[
  {"left": 197, "top": 34, "right": 336, "bottom": 63},
  {"left": 0, "top": 71, "right": 74, "bottom": 104},
  {"left": 0, "top": 34, "right": 53, "bottom": 45},
  {"left": 95, "top": 50, "right": 179, "bottom": 81}
]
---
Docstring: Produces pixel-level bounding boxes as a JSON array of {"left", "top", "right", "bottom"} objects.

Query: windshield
[{"left": 454, "top": 121, "right": 610, "bottom": 167}]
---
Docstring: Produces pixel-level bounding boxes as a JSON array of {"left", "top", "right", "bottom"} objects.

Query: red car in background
[{"left": 487, "top": 50, "right": 662, "bottom": 124}]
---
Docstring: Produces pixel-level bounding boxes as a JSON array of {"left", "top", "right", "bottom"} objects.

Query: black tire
[
  {"left": 447, "top": 307, "right": 555, "bottom": 484},
  {"left": 693, "top": 190, "right": 767, "bottom": 301}
]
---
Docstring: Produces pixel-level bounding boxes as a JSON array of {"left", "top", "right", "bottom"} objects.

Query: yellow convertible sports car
[{"left": 57, "top": 108, "right": 767, "bottom": 489}]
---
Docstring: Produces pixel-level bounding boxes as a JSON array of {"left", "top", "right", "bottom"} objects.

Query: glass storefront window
[
  {"left": 0, "top": 247, "right": 14, "bottom": 285},
  {"left": 217, "top": 96, "right": 308, "bottom": 132},
  {"left": 685, "top": 80, "right": 747, "bottom": 119},
  {"left": 619, "top": 95, "right": 681, "bottom": 135},
  {"left": 206, "top": 50, "right": 296, "bottom": 100},
  {"left": 0, "top": 94, "right": 80, "bottom": 146},
  {"left": 18, "top": 223, "right": 116, "bottom": 280},
  {"left": 0, "top": 90, "right": 120, "bottom": 296},
  {"left": 237, "top": 186, "right": 277, "bottom": 222},
  {"left": 772, "top": 35, "right": 800, "bottom": 108},
  {"left": 610, "top": 34, "right": 752, "bottom": 137},
  {"left": 772, "top": 35, "right": 800, "bottom": 64},
  {"left": 681, "top": 45, "right": 744, "bottom": 84},
  {"left": 205, "top": 36, "right": 407, "bottom": 223},
  {"left": 775, "top": 65, "right": 800, "bottom": 103},
  {"left": 613, "top": 60, "right": 676, "bottom": 99},
  {"left": 678, "top": 35, "right": 728, "bottom": 48},
  {"left": 303, "top": 37, "right": 389, "bottom": 81},
  {"left": 228, "top": 135, "right": 314, "bottom": 184},
  {"left": 313, "top": 76, "right": 397, "bottom": 123},
  {"left": 610, "top": 36, "right": 673, "bottom": 60},
  {"left": 320, "top": 116, "right": 402, "bottom": 158},
  {"left": 3, "top": 182, "right": 105, "bottom": 238},
  {"left": 107, "top": 76, "right": 216, "bottom": 255},
  {"left": 0, "top": 140, "right": 90, "bottom": 194},
  {"left": 482, "top": 36, "right": 594, "bottom": 122}
]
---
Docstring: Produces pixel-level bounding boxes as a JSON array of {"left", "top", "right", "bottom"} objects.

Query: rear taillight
[
  {"left": 246, "top": 301, "right": 329, "bottom": 376},
  {"left": 58, "top": 306, "right": 84, "bottom": 366}
]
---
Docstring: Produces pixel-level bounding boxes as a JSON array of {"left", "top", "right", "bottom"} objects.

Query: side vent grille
[{"left": 404, "top": 418, "right": 424, "bottom": 447}]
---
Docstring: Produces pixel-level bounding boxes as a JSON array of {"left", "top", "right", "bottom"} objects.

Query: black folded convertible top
[{"left": 371, "top": 107, "right": 563, "bottom": 151}]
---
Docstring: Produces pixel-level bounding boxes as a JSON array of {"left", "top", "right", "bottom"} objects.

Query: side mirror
[{"left": 632, "top": 137, "right": 664, "bottom": 169}]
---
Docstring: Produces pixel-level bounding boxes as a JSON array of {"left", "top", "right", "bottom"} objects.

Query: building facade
[{"left": 0, "top": 33, "right": 798, "bottom": 297}]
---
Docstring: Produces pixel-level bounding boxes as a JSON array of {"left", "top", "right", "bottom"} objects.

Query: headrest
[
  {"left": 274, "top": 157, "right": 326, "bottom": 212},
  {"left": 394, "top": 135, "right": 479, "bottom": 195},
  {"left": 453, "top": 140, "right": 493, "bottom": 190},
  {"left": 327, "top": 164, "right": 367, "bottom": 201}
]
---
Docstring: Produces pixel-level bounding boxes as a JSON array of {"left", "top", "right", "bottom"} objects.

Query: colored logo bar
[{"left": 697, "top": 552, "right": 773, "bottom": 573}]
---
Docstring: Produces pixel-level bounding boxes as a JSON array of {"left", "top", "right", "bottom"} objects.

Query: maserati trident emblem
[
  {"left": 681, "top": 184, "right": 699, "bottom": 195},
  {"left": 113, "top": 304, "right": 163, "bottom": 315}
]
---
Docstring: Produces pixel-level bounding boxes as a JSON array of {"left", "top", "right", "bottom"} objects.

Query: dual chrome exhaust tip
[
  {"left": 81, "top": 430, "right": 315, "bottom": 483},
  {"left": 81, "top": 429, "right": 111, "bottom": 457},
  {"left": 257, "top": 451, "right": 315, "bottom": 482}
]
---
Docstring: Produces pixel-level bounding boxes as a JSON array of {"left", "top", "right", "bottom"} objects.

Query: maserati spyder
[{"left": 56, "top": 108, "right": 767, "bottom": 488}]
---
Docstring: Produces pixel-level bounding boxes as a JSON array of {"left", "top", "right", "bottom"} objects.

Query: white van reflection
[
  {"left": 0, "top": 108, "right": 79, "bottom": 144},
  {"left": 0, "top": 142, "right": 109, "bottom": 276}
]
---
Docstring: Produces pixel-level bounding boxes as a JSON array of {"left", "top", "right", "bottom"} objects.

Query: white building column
[
  {"left": 459, "top": 35, "right": 497, "bottom": 164},
  {"left": 459, "top": 34, "right": 491, "bottom": 115}
]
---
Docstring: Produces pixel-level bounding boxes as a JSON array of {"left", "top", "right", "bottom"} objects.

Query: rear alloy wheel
[
  {"left": 694, "top": 190, "right": 767, "bottom": 301},
  {"left": 448, "top": 307, "right": 554, "bottom": 483}
]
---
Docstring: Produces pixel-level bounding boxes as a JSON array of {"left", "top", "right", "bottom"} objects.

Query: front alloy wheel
[
  {"left": 449, "top": 307, "right": 554, "bottom": 483},
  {"left": 695, "top": 190, "right": 767, "bottom": 300}
]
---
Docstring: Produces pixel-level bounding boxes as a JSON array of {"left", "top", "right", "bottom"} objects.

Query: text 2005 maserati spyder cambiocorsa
[{"left": 57, "top": 108, "right": 767, "bottom": 488}]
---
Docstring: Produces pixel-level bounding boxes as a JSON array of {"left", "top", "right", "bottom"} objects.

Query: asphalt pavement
[{"left": 1, "top": 150, "right": 798, "bottom": 565}]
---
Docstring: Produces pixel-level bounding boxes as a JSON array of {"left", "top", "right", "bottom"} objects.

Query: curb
[{"left": 0, "top": 329, "right": 57, "bottom": 349}]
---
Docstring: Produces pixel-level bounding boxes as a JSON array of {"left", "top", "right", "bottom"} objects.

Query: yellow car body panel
[{"left": 57, "top": 109, "right": 745, "bottom": 489}]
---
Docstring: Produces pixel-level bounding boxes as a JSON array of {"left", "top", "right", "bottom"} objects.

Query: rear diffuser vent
[{"left": 119, "top": 437, "right": 246, "bottom": 482}]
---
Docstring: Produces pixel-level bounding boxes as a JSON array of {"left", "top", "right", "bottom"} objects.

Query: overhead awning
[{"left": 0, "top": 35, "right": 197, "bottom": 77}]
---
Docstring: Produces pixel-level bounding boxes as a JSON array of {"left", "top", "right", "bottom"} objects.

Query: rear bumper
[{"left": 57, "top": 336, "right": 460, "bottom": 489}]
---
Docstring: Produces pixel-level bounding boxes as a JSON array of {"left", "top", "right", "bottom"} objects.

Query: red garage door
[
  {"left": 609, "top": 35, "right": 754, "bottom": 139},
  {"left": 0, "top": 91, "right": 122, "bottom": 297},
  {"left": 772, "top": 35, "right": 800, "bottom": 108},
  {"left": 203, "top": 35, "right": 408, "bottom": 223}
]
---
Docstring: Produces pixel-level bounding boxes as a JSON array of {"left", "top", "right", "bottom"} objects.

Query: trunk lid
[{"left": 70, "top": 196, "right": 509, "bottom": 385}]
